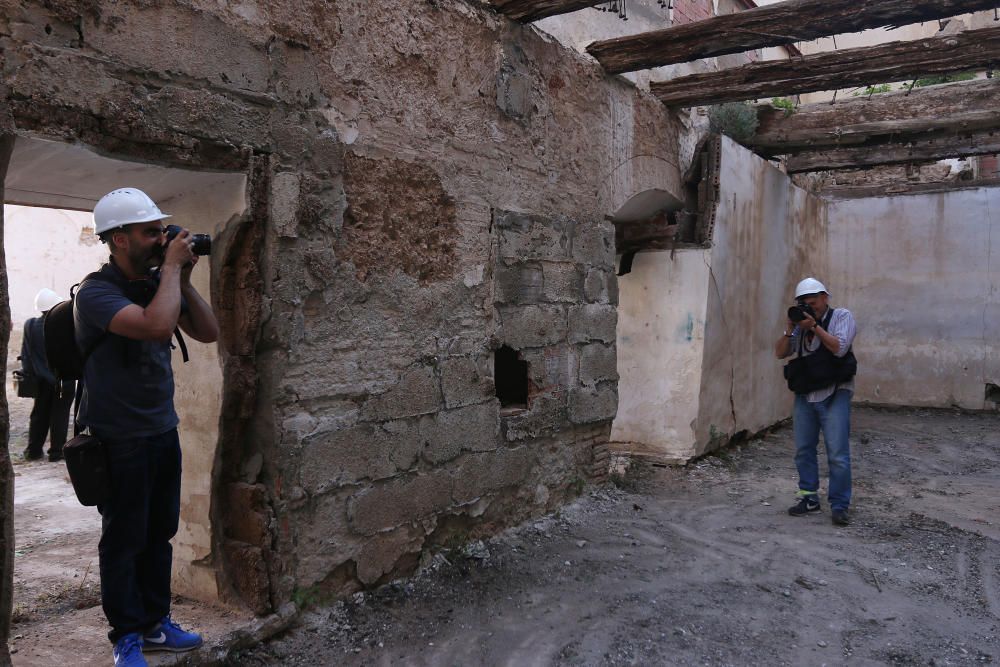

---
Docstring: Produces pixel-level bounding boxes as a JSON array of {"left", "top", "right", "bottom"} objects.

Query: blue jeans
[
  {"left": 95, "top": 429, "right": 181, "bottom": 643},
  {"left": 793, "top": 389, "right": 852, "bottom": 511}
]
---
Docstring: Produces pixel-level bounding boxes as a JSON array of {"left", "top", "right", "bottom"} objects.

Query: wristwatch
[{"left": 783, "top": 330, "right": 794, "bottom": 337}]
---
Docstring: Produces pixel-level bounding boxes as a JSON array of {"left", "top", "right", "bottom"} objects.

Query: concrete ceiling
[{"left": 4, "top": 136, "right": 245, "bottom": 212}]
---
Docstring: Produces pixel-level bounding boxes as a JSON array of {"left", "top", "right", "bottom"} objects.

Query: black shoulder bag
[{"left": 783, "top": 309, "right": 857, "bottom": 395}]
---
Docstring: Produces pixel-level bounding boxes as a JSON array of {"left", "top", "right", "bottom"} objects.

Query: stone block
[
  {"left": 502, "top": 393, "right": 566, "bottom": 441},
  {"left": 495, "top": 261, "right": 543, "bottom": 305},
  {"left": 360, "top": 365, "right": 442, "bottom": 420},
  {"left": 498, "top": 305, "right": 567, "bottom": 349},
  {"left": 542, "top": 262, "right": 583, "bottom": 303},
  {"left": 495, "top": 211, "right": 571, "bottom": 262},
  {"left": 452, "top": 447, "right": 536, "bottom": 505},
  {"left": 348, "top": 471, "right": 455, "bottom": 536},
  {"left": 519, "top": 345, "right": 574, "bottom": 390},
  {"left": 418, "top": 403, "right": 499, "bottom": 465},
  {"left": 271, "top": 172, "right": 302, "bottom": 238},
  {"left": 578, "top": 343, "right": 619, "bottom": 387},
  {"left": 293, "top": 490, "right": 364, "bottom": 587},
  {"left": 300, "top": 421, "right": 422, "bottom": 492},
  {"left": 584, "top": 268, "right": 618, "bottom": 305},
  {"left": 441, "top": 356, "right": 495, "bottom": 409},
  {"left": 568, "top": 383, "right": 618, "bottom": 424},
  {"left": 568, "top": 304, "right": 617, "bottom": 344},
  {"left": 356, "top": 526, "right": 424, "bottom": 585},
  {"left": 572, "top": 220, "right": 615, "bottom": 269}
]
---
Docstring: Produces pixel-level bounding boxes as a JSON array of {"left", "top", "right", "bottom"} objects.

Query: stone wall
[{"left": 1, "top": 0, "right": 683, "bottom": 613}]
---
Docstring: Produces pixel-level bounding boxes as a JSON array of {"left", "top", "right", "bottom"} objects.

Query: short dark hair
[{"left": 98, "top": 227, "right": 124, "bottom": 245}]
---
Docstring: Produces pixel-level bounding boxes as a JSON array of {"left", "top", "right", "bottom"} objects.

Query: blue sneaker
[
  {"left": 142, "top": 615, "right": 203, "bottom": 653},
  {"left": 113, "top": 633, "right": 148, "bottom": 666}
]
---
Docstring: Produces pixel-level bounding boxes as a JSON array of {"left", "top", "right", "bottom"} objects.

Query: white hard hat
[
  {"left": 794, "top": 277, "right": 829, "bottom": 299},
  {"left": 34, "top": 288, "right": 62, "bottom": 312},
  {"left": 92, "top": 188, "right": 171, "bottom": 235}
]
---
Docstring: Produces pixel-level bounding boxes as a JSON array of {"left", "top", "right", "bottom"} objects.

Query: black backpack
[
  {"left": 43, "top": 270, "right": 189, "bottom": 386},
  {"left": 42, "top": 272, "right": 115, "bottom": 384}
]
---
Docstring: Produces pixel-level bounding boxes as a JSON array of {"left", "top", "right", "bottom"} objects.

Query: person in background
[{"left": 20, "top": 287, "right": 73, "bottom": 462}]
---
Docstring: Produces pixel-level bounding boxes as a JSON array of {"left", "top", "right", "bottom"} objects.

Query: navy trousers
[{"left": 96, "top": 428, "right": 181, "bottom": 643}]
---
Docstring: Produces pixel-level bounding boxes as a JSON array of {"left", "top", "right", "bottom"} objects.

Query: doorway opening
[{"left": 3, "top": 135, "right": 246, "bottom": 645}]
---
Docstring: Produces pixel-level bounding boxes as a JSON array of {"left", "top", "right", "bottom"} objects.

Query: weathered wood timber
[
  {"left": 587, "top": 0, "right": 999, "bottom": 73},
  {"left": 819, "top": 177, "right": 1000, "bottom": 200},
  {"left": 651, "top": 26, "right": 1000, "bottom": 108},
  {"left": 486, "top": 0, "right": 602, "bottom": 22},
  {"left": 785, "top": 129, "right": 1000, "bottom": 173},
  {"left": 751, "top": 79, "right": 1000, "bottom": 154}
]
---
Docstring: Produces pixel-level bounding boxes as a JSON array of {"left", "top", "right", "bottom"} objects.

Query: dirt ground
[
  {"left": 231, "top": 406, "right": 1000, "bottom": 666},
  {"left": 6, "top": 383, "right": 257, "bottom": 666},
  {"left": 6, "top": 396, "right": 1000, "bottom": 665}
]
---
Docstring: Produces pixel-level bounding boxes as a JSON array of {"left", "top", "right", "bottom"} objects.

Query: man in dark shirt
[
  {"left": 75, "top": 188, "right": 218, "bottom": 667},
  {"left": 20, "top": 288, "right": 73, "bottom": 461}
]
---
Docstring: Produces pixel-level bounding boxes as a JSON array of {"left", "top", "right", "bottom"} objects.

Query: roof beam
[
  {"left": 784, "top": 129, "right": 1000, "bottom": 173},
  {"left": 486, "top": 0, "right": 602, "bottom": 23},
  {"left": 750, "top": 79, "right": 1000, "bottom": 154},
  {"left": 651, "top": 26, "right": 1000, "bottom": 107},
  {"left": 587, "top": 0, "right": 999, "bottom": 74},
  {"left": 819, "top": 177, "right": 1000, "bottom": 200}
]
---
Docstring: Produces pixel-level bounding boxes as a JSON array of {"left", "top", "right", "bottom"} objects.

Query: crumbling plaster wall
[
  {"left": 1, "top": 0, "right": 685, "bottom": 613},
  {"left": 694, "top": 137, "right": 827, "bottom": 457},
  {"left": 614, "top": 137, "right": 826, "bottom": 462},
  {"left": 826, "top": 188, "right": 1000, "bottom": 409}
]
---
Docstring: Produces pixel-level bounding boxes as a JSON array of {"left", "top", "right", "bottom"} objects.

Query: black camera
[
  {"left": 164, "top": 224, "right": 212, "bottom": 256},
  {"left": 787, "top": 302, "right": 816, "bottom": 323}
]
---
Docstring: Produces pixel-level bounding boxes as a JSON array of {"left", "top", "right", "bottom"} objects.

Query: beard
[{"left": 125, "top": 240, "right": 161, "bottom": 274}]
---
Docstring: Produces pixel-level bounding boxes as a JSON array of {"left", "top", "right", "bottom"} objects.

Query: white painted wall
[
  {"left": 613, "top": 250, "right": 710, "bottom": 462},
  {"left": 826, "top": 187, "right": 1000, "bottom": 409},
  {"left": 613, "top": 137, "right": 827, "bottom": 461},
  {"left": 4, "top": 205, "right": 109, "bottom": 330}
]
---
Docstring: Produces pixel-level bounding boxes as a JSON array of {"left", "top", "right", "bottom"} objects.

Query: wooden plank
[
  {"left": 650, "top": 26, "right": 1000, "bottom": 108},
  {"left": 751, "top": 79, "right": 1000, "bottom": 153},
  {"left": 587, "top": 0, "right": 999, "bottom": 73},
  {"left": 785, "top": 129, "right": 1000, "bottom": 173},
  {"left": 486, "top": 0, "right": 603, "bottom": 22},
  {"left": 753, "top": 110, "right": 1000, "bottom": 154},
  {"left": 819, "top": 177, "right": 1000, "bottom": 199}
]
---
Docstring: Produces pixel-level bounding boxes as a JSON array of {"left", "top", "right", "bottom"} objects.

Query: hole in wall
[
  {"left": 985, "top": 383, "right": 1000, "bottom": 403},
  {"left": 495, "top": 345, "right": 528, "bottom": 414}
]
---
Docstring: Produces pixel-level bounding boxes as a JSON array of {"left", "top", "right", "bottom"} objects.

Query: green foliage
[
  {"left": 769, "top": 97, "right": 796, "bottom": 115},
  {"left": 912, "top": 71, "right": 977, "bottom": 88},
  {"left": 707, "top": 102, "right": 759, "bottom": 144},
  {"left": 852, "top": 83, "right": 894, "bottom": 97}
]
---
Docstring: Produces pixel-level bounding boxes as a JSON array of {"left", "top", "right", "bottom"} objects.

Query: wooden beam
[
  {"left": 785, "top": 129, "right": 1000, "bottom": 173},
  {"left": 650, "top": 26, "right": 1000, "bottom": 108},
  {"left": 819, "top": 177, "right": 1000, "bottom": 200},
  {"left": 587, "top": 0, "right": 1000, "bottom": 74},
  {"left": 751, "top": 79, "right": 1000, "bottom": 153},
  {"left": 486, "top": 0, "right": 602, "bottom": 22}
]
